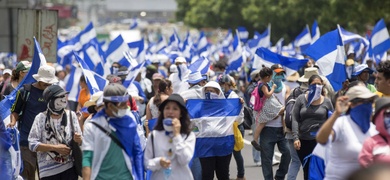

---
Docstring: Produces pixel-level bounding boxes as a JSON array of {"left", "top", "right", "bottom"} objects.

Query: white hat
[
  {"left": 0, "top": 64, "right": 5, "bottom": 70},
  {"left": 353, "top": 64, "right": 373, "bottom": 76},
  {"left": 3, "top": 69, "right": 12, "bottom": 75},
  {"left": 33, "top": 65, "right": 59, "bottom": 84},
  {"left": 84, "top": 91, "right": 104, "bottom": 107},
  {"left": 346, "top": 85, "right": 377, "bottom": 102},
  {"left": 175, "top": 57, "right": 186, "bottom": 64},
  {"left": 298, "top": 67, "right": 319, "bottom": 83},
  {"left": 187, "top": 71, "right": 206, "bottom": 84}
]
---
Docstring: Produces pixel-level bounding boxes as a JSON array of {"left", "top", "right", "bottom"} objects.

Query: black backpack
[{"left": 285, "top": 88, "right": 304, "bottom": 129}]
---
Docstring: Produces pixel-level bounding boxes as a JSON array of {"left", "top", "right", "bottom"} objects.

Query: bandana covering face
[
  {"left": 272, "top": 72, "right": 285, "bottom": 93},
  {"left": 350, "top": 103, "right": 372, "bottom": 133},
  {"left": 307, "top": 84, "right": 323, "bottom": 107},
  {"left": 48, "top": 96, "right": 67, "bottom": 115}
]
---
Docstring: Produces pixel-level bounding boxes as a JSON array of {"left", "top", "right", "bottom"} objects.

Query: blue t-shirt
[{"left": 12, "top": 85, "right": 46, "bottom": 146}]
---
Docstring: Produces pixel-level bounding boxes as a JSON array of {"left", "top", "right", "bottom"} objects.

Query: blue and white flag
[
  {"left": 122, "top": 61, "right": 146, "bottom": 89},
  {"left": 370, "top": 19, "right": 390, "bottom": 62},
  {"left": 105, "top": 35, "right": 131, "bottom": 67},
  {"left": 82, "top": 41, "right": 107, "bottom": 77},
  {"left": 294, "top": 25, "right": 312, "bottom": 53},
  {"left": 128, "top": 38, "right": 146, "bottom": 63},
  {"left": 311, "top": 20, "right": 320, "bottom": 44},
  {"left": 188, "top": 56, "right": 210, "bottom": 75},
  {"left": 304, "top": 29, "right": 346, "bottom": 91},
  {"left": 181, "top": 32, "right": 197, "bottom": 62},
  {"left": 74, "top": 52, "right": 108, "bottom": 95},
  {"left": 129, "top": 18, "right": 138, "bottom": 29},
  {"left": 57, "top": 22, "right": 97, "bottom": 66},
  {"left": 237, "top": 26, "right": 249, "bottom": 43},
  {"left": 197, "top": 31, "right": 209, "bottom": 54},
  {"left": 168, "top": 30, "right": 181, "bottom": 52},
  {"left": 6, "top": 127, "right": 22, "bottom": 179},
  {"left": 254, "top": 47, "right": 308, "bottom": 76},
  {"left": 247, "top": 25, "right": 271, "bottom": 53},
  {"left": 226, "top": 32, "right": 244, "bottom": 73},
  {"left": 148, "top": 36, "right": 167, "bottom": 54},
  {"left": 186, "top": 99, "right": 242, "bottom": 158},
  {"left": 65, "top": 64, "right": 82, "bottom": 102},
  {"left": 337, "top": 25, "right": 370, "bottom": 46},
  {"left": 276, "top": 38, "right": 284, "bottom": 54}
]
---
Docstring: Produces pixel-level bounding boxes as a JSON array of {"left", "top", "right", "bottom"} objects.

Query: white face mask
[
  {"left": 54, "top": 96, "right": 67, "bottom": 110},
  {"left": 210, "top": 92, "right": 220, "bottom": 99},
  {"left": 113, "top": 108, "right": 128, "bottom": 118}
]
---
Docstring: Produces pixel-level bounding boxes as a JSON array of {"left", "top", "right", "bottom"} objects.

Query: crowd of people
[{"left": 1, "top": 51, "right": 390, "bottom": 180}]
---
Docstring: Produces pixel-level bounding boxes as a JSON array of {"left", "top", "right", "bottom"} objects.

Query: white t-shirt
[{"left": 325, "top": 115, "right": 378, "bottom": 180}]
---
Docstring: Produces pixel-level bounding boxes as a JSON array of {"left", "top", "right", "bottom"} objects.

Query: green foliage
[{"left": 176, "top": 0, "right": 390, "bottom": 44}]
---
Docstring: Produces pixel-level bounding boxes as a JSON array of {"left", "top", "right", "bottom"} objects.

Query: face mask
[
  {"left": 54, "top": 96, "right": 67, "bottom": 110},
  {"left": 384, "top": 112, "right": 390, "bottom": 134},
  {"left": 307, "top": 84, "right": 323, "bottom": 107},
  {"left": 221, "top": 87, "right": 225, "bottom": 93},
  {"left": 112, "top": 105, "right": 128, "bottom": 118},
  {"left": 205, "top": 92, "right": 220, "bottom": 99},
  {"left": 112, "top": 67, "right": 119, "bottom": 75},
  {"left": 350, "top": 103, "right": 372, "bottom": 133},
  {"left": 272, "top": 73, "right": 284, "bottom": 93},
  {"left": 163, "top": 118, "right": 173, "bottom": 133}
]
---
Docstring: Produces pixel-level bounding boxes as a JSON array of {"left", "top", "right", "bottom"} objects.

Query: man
[
  {"left": 8, "top": 65, "right": 58, "bottom": 180},
  {"left": 375, "top": 61, "right": 390, "bottom": 97},
  {"left": 82, "top": 83, "right": 144, "bottom": 180},
  {"left": 171, "top": 57, "right": 190, "bottom": 94},
  {"left": 353, "top": 64, "right": 376, "bottom": 93},
  {"left": 180, "top": 71, "right": 207, "bottom": 100},
  {"left": 260, "top": 64, "right": 291, "bottom": 180},
  {"left": 366, "top": 59, "right": 377, "bottom": 85}
]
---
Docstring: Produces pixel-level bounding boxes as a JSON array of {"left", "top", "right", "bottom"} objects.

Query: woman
[
  {"left": 292, "top": 75, "right": 334, "bottom": 180},
  {"left": 2, "top": 61, "right": 30, "bottom": 97},
  {"left": 316, "top": 84, "right": 378, "bottom": 180},
  {"left": 144, "top": 94, "right": 196, "bottom": 180},
  {"left": 77, "top": 75, "right": 91, "bottom": 120},
  {"left": 219, "top": 75, "right": 246, "bottom": 180},
  {"left": 145, "top": 79, "right": 173, "bottom": 134},
  {"left": 28, "top": 85, "right": 82, "bottom": 179},
  {"left": 359, "top": 97, "right": 390, "bottom": 167}
]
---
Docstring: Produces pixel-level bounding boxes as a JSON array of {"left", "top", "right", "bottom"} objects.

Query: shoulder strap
[
  {"left": 69, "top": 110, "right": 75, "bottom": 135},
  {"left": 151, "top": 131, "right": 155, "bottom": 158},
  {"left": 91, "top": 121, "right": 126, "bottom": 150},
  {"left": 18, "top": 84, "right": 32, "bottom": 121}
]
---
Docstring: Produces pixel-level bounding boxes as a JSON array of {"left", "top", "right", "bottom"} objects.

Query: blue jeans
[
  {"left": 233, "top": 124, "right": 245, "bottom": 178},
  {"left": 287, "top": 139, "right": 301, "bottom": 180},
  {"left": 260, "top": 127, "right": 291, "bottom": 180},
  {"left": 251, "top": 118, "right": 261, "bottom": 163},
  {"left": 190, "top": 157, "right": 202, "bottom": 180}
]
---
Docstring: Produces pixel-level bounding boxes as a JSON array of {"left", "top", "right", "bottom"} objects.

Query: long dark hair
[
  {"left": 154, "top": 101, "right": 192, "bottom": 135},
  {"left": 153, "top": 79, "right": 172, "bottom": 107},
  {"left": 11, "top": 69, "right": 20, "bottom": 82}
]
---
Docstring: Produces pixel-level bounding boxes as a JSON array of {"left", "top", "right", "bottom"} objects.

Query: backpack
[
  {"left": 285, "top": 88, "right": 304, "bottom": 129},
  {"left": 18, "top": 84, "right": 32, "bottom": 119},
  {"left": 250, "top": 82, "right": 266, "bottom": 112}
]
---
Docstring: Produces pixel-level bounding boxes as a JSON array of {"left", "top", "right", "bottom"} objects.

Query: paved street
[{"left": 228, "top": 130, "right": 304, "bottom": 180}]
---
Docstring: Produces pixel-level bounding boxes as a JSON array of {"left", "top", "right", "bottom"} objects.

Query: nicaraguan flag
[
  {"left": 304, "top": 29, "right": 346, "bottom": 91},
  {"left": 82, "top": 41, "right": 107, "bottom": 77},
  {"left": 294, "top": 25, "right": 312, "bottom": 53},
  {"left": 311, "top": 20, "right": 320, "bottom": 44},
  {"left": 74, "top": 52, "right": 108, "bottom": 95},
  {"left": 128, "top": 38, "right": 146, "bottom": 63},
  {"left": 197, "top": 31, "right": 209, "bottom": 54},
  {"left": 149, "top": 36, "right": 167, "bottom": 54},
  {"left": 254, "top": 47, "right": 308, "bottom": 76},
  {"left": 65, "top": 64, "right": 82, "bottom": 102},
  {"left": 105, "top": 35, "right": 131, "bottom": 67},
  {"left": 129, "top": 18, "right": 138, "bottom": 29},
  {"left": 122, "top": 61, "right": 146, "bottom": 89},
  {"left": 276, "top": 38, "right": 284, "bottom": 54},
  {"left": 370, "top": 19, "right": 390, "bottom": 62},
  {"left": 186, "top": 99, "right": 242, "bottom": 158},
  {"left": 247, "top": 24, "right": 271, "bottom": 53},
  {"left": 168, "top": 30, "right": 181, "bottom": 52},
  {"left": 181, "top": 32, "right": 197, "bottom": 62},
  {"left": 57, "top": 22, "right": 96, "bottom": 66},
  {"left": 337, "top": 25, "right": 369, "bottom": 46},
  {"left": 226, "top": 31, "right": 244, "bottom": 73},
  {"left": 237, "top": 26, "right": 249, "bottom": 43},
  {"left": 188, "top": 56, "right": 210, "bottom": 75}
]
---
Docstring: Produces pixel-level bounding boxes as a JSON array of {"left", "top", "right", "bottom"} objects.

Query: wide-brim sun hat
[
  {"left": 286, "top": 72, "right": 300, "bottom": 82},
  {"left": 84, "top": 91, "right": 104, "bottom": 107},
  {"left": 32, "top": 65, "right": 59, "bottom": 84},
  {"left": 298, "top": 67, "right": 319, "bottom": 83},
  {"left": 187, "top": 71, "right": 206, "bottom": 84},
  {"left": 159, "top": 94, "right": 187, "bottom": 112},
  {"left": 345, "top": 85, "right": 378, "bottom": 102}
]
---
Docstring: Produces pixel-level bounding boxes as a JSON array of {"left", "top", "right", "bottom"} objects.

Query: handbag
[
  {"left": 233, "top": 122, "right": 244, "bottom": 151},
  {"left": 257, "top": 94, "right": 284, "bottom": 124},
  {"left": 69, "top": 110, "right": 83, "bottom": 177}
]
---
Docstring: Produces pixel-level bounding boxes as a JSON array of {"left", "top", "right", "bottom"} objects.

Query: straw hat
[
  {"left": 286, "top": 72, "right": 300, "bottom": 82},
  {"left": 298, "top": 67, "right": 319, "bottom": 83}
]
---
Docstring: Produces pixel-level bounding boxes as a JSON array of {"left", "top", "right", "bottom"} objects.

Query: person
[
  {"left": 292, "top": 74, "right": 334, "bottom": 180},
  {"left": 180, "top": 71, "right": 207, "bottom": 100},
  {"left": 2, "top": 61, "right": 30, "bottom": 98},
  {"left": 198, "top": 81, "right": 232, "bottom": 180},
  {"left": 359, "top": 97, "right": 390, "bottom": 167},
  {"left": 77, "top": 75, "right": 91, "bottom": 120},
  {"left": 144, "top": 94, "right": 196, "bottom": 180},
  {"left": 251, "top": 67, "right": 279, "bottom": 150},
  {"left": 7, "top": 65, "right": 57, "bottom": 180},
  {"left": 257, "top": 64, "right": 291, "bottom": 180},
  {"left": 316, "top": 85, "right": 378, "bottom": 180},
  {"left": 171, "top": 57, "right": 190, "bottom": 94},
  {"left": 80, "top": 91, "right": 104, "bottom": 130},
  {"left": 375, "top": 61, "right": 390, "bottom": 97},
  {"left": 218, "top": 75, "right": 246, "bottom": 180},
  {"left": 145, "top": 79, "right": 173, "bottom": 134},
  {"left": 28, "top": 85, "right": 82, "bottom": 179},
  {"left": 82, "top": 83, "right": 144, "bottom": 180},
  {"left": 353, "top": 64, "right": 376, "bottom": 93},
  {"left": 0, "top": 68, "right": 12, "bottom": 99},
  {"left": 366, "top": 59, "right": 377, "bottom": 85},
  {"left": 298, "top": 67, "right": 334, "bottom": 99}
]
